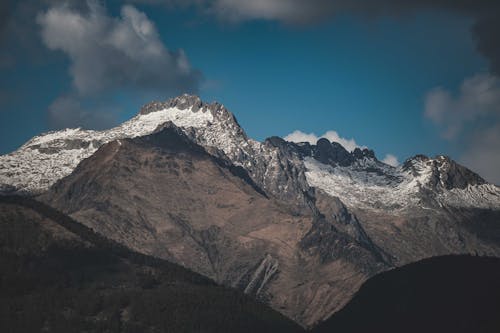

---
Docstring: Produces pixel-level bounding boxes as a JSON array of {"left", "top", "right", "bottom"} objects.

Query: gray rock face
[
  {"left": 352, "top": 147, "right": 376, "bottom": 160},
  {"left": 41, "top": 124, "right": 389, "bottom": 328},
  {"left": 243, "top": 254, "right": 280, "bottom": 297},
  {"left": 261, "top": 137, "right": 315, "bottom": 212},
  {"left": 301, "top": 190, "right": 393, "bottom": 272},
  {"left": 300, "top": 215, "right": 387, "bottom": 274},
  {"left": 314, "top": 138, "right": 355, "bottom": 167},
  {"left": 28, "top": 139, "right": 102, "bottom": 154},
  {"left": 402, "top": 154, "right": 485, "bottom": 191},
  {"left": 279, "top": 137, "right": 377, "bottom": 169},
  {"left": 140, "top": 94, "right": 237, "bottom": 121},
  {"left": 139, "top": 95, "right": 203, "bottom": 115}
]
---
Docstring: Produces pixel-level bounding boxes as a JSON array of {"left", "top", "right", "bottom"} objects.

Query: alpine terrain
[{"left": 1, "top": 94, "right": 500, "bottom": 328}]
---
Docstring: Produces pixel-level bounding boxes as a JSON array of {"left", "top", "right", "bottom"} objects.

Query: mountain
[
  {"left": 313, "top": 255, "right": 500, "bottom": 333},
  {"left": 0, "top": 195, "right": 303, "bottom": 333},
  {"left": 0, "top": 96, "right": 221, "bottom": 195},
  {"left": 1, "top": 94, "right": 500, "bottom": 327},
  {"left": 39, "top": 122, "right": 387, "bottom": 327}
]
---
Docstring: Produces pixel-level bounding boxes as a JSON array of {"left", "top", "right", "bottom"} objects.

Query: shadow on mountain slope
[
  {"left": 313, "top": 255, "right": 500, "bottom": 333},
  {"left": 0, "top": 195, "right": 303, "bottom": 333}
]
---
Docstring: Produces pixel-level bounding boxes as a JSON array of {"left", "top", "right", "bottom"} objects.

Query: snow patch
[
  {"left": 0, "top": 106, "right": 213, "bottom": 193},
  {"left": 304, "top": 156, "right": 500, "bottom": 211}
]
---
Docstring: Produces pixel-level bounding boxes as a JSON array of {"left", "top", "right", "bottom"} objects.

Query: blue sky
[{"left": 0, "top": 1, "right": 499, "bottom": 182}]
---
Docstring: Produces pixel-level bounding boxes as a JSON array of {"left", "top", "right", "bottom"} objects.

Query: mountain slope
[
  {"left": 313, "top": 255, "right": 500, "bottom": 333},
  {"left": 41, "top": 123, "right": 387, "bottom": 327},
  {"left": 0, "top": 195, "right": 303, "bottom": 333},
  {"left": 0, "top": 96, "right": 215, "bottom": 194},
  {"left": 2, "top": 94, "right": 500, "bottom": 327},
  {"left": 2, "top": 94, "right": 499, "bottom": 212}
]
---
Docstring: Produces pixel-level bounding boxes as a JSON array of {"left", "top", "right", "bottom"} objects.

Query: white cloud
[
  {"left": 37, "top": 2, "right": 201, "bottom": 96},
  {"left": 284, "top": 130, "right": 364, "bottom": 152},
  {"left": 381, "top": 154, "right": 399, "bottom": 167}
]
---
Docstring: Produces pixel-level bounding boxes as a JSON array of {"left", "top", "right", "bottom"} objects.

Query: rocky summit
[{"left": 2, "top": 94, "right": 500, "bottom": 327}]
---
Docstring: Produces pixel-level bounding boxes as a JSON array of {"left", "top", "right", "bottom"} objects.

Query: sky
[{"left": 0, "top": 0, "right": 499, "bottom": 183}]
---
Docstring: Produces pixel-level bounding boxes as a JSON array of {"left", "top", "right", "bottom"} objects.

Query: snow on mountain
[
  {"left": 439, "top": 184, "right": 500, "bottom": 210},
  {"left": 304, "top": 157, "right": 414, "bottom": 210},
  {"left": 1, "top": 93, "right": 499, "bottom": 212},
  {"left": 0, "top": 95, "right": 215, "bottom": 194},
  {"left": 304, "top": 154, "right": 500, "bottom": 211}
]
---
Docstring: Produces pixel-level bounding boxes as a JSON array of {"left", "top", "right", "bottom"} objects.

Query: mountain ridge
[
  {"left": 40, "top": 122, "right": 391, "bottom": 326},
  {"left": 2, "top": 93, "right": 496, "bottom": 202},
  {"left": 2, "top": 94, "right": 500, "bottom": 327}
]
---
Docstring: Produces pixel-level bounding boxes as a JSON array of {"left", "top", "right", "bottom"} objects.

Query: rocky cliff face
[
  {"left": 41, "top": 123, "right": 387, "bottom": 326},
  {"left": 2, "top": 94, "right": 500, "bottom": 327}
]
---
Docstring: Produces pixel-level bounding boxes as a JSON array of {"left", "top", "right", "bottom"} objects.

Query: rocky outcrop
[
  {"left": 314, "top": 138, "right": 355, "bottom": 167},
  {"left": 403, "top": 154, "right": 486, "bottom": 191},
  {"left": 243, "top": 254, "right": 280, "bottom": 296}
]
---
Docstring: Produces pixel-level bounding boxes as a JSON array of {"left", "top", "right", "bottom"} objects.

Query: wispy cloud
[
  {"left": 47, "top": 95, "right": 118, "bottom": 130},
  {"left": 424, "top": 73, "right": 500, "bottom": 139},
  {"left": 460, "top": 123, "right": 500, "bottom": 184}
]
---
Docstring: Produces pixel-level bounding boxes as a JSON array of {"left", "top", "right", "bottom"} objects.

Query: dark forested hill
[
  {"left": 313, "top": 255, "right": 500, "bottom": 333},
  {"left": 0, "top": 195, "right": 303, "bottom": 333}
]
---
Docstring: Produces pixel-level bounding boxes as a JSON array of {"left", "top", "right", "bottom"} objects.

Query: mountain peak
[
  {"left": 280, "top": 137, "right": 378, "bottom": 167},
  {"left": 139, "top": 94, "right": 229, "bottom": 118},
  {"left": 140, "top": 94, "right": 202, "bottom": 115},
  {"left": 0, "top": 93, "right": 497, "bottom": 212},
  {"left": 138, "top": 94, "right": 243, "bottom": 136},
  {"left": 352, "top": 147, "right": 376, "bottom": 160},
  {"left": 0, "top": 94, "right": 250, "bottom": 194},
  {"left": 402, "top": 154, "right": 485, "bottom": 190}
]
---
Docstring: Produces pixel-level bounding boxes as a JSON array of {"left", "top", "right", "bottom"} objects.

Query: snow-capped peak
[
  {"left": 1, "top": 94, "right": 499, "bottom": 213},
  {"left": 0, "top": 95, "right": 234, "bottom": 194},
  {"left": 303, "top": 150, "right": 499, "bottom": 211}
]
